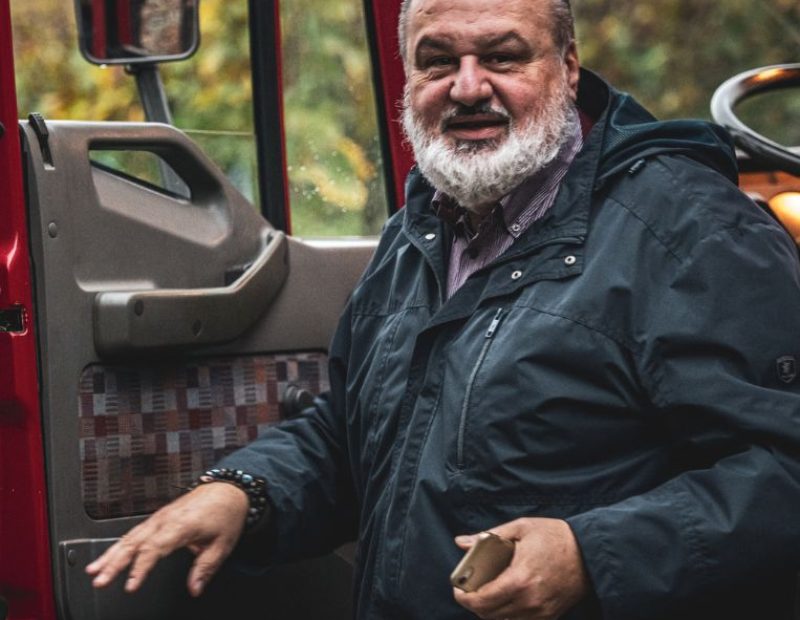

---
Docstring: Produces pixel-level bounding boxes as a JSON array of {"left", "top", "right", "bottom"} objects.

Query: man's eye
[
  {"left": 485, "top": 54, "right": 514, "bottom": 65},
  {"left": 426, "top": 57, "right": 454, "bottom": 69}
]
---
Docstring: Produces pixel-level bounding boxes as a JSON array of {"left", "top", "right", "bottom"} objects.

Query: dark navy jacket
[{"left": 223, "top": 70, "right": 800, "bottom": 619}]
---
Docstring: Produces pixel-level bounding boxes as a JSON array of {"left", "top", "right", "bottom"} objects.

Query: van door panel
[{"left": 22, "top": 119, "right": 374, "bottom": 619}]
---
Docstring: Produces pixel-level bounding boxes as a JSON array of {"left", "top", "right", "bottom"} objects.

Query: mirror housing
[{"left": 75, "top": 0, "right": 199, "bottom": 65}]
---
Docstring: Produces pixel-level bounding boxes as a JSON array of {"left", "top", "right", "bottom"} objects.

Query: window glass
[
  {"left": 575, "top": 0, "right": 800, "bottom": 144},
  {"left": 161, "top": 1, "right": 260, "bottom": 206},
  {"left": 280, "top": 0, "right": 389, "bottom": 237},
  {"left": 90, "top": 149, "right": 191, "bottom": 199},
  {"left": 12, "top": 1, "right": 800, "bottom": 225},
  {"left": 12, "top": 0, "right": 259, "bottom": 206}
]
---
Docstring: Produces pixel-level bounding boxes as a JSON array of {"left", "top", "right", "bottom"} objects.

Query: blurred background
[{"left": 11, "top": 0, "right": 800, "bottom": 236}]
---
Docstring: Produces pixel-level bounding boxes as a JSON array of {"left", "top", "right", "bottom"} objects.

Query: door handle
[{"left": 93, "top": 230, "right": 288, "bottom": 356}]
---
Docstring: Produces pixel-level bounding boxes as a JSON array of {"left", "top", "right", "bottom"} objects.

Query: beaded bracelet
[{"left": 191, "top": 468, "right": 270, "bottom": 529}]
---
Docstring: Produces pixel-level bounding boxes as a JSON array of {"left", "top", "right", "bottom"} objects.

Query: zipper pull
[
  {"left": 485, "top": 308, "right": 504, "bottom": 338},
  {"left": 628, "top": 158, "right": 647, "bottom": 176}
]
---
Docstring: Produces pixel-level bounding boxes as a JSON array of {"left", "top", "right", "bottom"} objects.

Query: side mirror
[{"left": 75, "top": 0, "right": 200, "bottom": 65}]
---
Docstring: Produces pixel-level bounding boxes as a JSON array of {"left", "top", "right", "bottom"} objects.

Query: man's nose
[{"left": 449, "top": 57, "right": 493, "bottom": 106}]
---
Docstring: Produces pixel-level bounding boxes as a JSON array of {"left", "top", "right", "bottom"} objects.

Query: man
[{"left": 88, "top": 0, "right": 800, "bottom": 618}]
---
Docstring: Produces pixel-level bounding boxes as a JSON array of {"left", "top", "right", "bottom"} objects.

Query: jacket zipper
[{"left": 457, "top": 308, "right": 505, "bottom": 469}]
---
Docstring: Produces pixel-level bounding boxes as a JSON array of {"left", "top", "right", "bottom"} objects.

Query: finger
[
  {"left": 85, "top": 551, "right": 109, "bottom": 575},
  {"left": 123, "top": 540, "right": 169, "bottom": 593},
  {"left": 454, "top": 586, "right": 518, "bottom": 620},
  {"left": 480, "top": 595, "right": 525, "bottom": 620},
  {"left": 87, "top": 530, "right": 138, "bottom": 575},
  {"left": 454, "top": 530, "right": 494, "bottom": 550},
  {"left": 88, "top": 533, "right": 145, "bottom": 588},
  {"left": 455, "top": 564, "right": 525, "bottom": 616},
  {"left": 457, "top": 593, "right": 521, "bottom": 620},
  {"left": 122, "top": 519, "right": 193, "bottom": 593},
  {"left": 187, "top": 542, "right": 231, "bottom": 597}
]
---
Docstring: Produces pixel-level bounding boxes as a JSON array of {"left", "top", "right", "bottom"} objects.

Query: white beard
[{"left": 402, "top": 79, "right": 579, "bottom": 214}]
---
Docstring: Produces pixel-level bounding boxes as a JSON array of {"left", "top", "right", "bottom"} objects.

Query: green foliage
[
  {"left": 574, "top": 0, "right": 800, "bottom": 130},
  {"left": 281, "top": 0, "right": 387, "bottom": 236},
  {"left": 12, "top": 2, "right": 141, "bottom": 121}
]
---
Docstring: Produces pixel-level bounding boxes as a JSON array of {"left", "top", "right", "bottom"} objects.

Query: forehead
[{"left": 406, "top": 0, "right": 554, "bottom": 48}]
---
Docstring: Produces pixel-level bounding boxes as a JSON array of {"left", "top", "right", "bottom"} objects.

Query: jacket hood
[{"left": 581, "top": 69, "right": 739, "bottom": 186}]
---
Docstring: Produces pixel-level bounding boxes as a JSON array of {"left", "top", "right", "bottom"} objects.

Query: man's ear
[{"left": 563, "top": 41, "right": 580, "bottom": 102}]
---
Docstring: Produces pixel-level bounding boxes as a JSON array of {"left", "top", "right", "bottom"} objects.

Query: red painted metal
[
  {"left": 117, "top": 0, "right": 134, "bottom": 47},
  {"left": 275, "top": 0, "right": 292, "bottom": 233},
  {"left": 91, "top": 0, "right": 107, "bottom": 58},
  {"left": 0, "top": 2, "right": 57, "bottom": 619},
  {"left": 368, "top": 0, "right": 414, "bottom": 208}
]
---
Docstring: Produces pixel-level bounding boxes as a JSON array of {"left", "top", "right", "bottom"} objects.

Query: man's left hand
[{"left": 453, "top": 518, "right": 589, "bottom": 620}]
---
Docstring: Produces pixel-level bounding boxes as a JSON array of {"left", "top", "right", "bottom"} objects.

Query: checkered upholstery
[{"left": 79, "top": 353, "right": 329, "bottom": 519}]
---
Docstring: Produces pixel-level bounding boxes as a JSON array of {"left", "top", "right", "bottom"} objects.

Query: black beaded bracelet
[{"left": 191, "top": 468, "right": 270, "bottom": 529}]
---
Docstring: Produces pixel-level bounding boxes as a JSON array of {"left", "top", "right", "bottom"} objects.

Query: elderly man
[{"left": 88, "top": 0, "right": 800, "bottom": 618}]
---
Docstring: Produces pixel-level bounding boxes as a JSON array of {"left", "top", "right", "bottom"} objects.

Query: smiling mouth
[{"left": 444, "top": 114, "right": 509, "bottom": 133}]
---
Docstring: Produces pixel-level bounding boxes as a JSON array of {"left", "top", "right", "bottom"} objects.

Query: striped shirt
[{"left": 434, "top": 123, "right": 583, "bottom": 299}]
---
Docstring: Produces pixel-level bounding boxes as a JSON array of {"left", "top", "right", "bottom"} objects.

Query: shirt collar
[{"left": 501, "top": 122, "right": 583, "bottom": 238}]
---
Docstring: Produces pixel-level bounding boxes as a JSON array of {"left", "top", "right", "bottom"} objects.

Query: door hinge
[{"left": 0, "top": 307, "right": 25, "bottom": 333}]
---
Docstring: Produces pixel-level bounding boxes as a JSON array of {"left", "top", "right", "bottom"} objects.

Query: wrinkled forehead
[{"left": 403, "top": 0, "right": 556, "bottom": 59}]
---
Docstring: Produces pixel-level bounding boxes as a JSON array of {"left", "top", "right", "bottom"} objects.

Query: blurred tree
[
  {"left": 574, "top": 0, "right": 800, "bottom": 143},
  {"left": 12, "top": 1, "right": 141, "bottom": 121},
  {"left": 280, "top": 0, "right": 387, "bottom": 236}
]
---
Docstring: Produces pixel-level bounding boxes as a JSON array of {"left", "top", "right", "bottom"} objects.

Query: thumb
[
  {"left": 187, "top": 543, "right": 229, "bottom": 597},
  {"left": 454, "top": 530, "right": 496, "bottom": 550}
]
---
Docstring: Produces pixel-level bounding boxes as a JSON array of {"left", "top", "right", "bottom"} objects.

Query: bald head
[{"left": 398, "top": 0, "right": 575, "bottom": 67}]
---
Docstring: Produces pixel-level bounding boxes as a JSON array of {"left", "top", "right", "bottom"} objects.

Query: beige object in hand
[{"left": 450, "top": 532, "right": 515, "bottom": 593}]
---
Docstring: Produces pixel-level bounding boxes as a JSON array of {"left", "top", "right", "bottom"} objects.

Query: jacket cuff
[{"left": 566, "top": 510, "right": 624, "bottom": 619}]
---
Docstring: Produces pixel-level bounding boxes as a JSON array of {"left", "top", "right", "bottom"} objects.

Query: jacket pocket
[{"left": 457, "top": 307, "right": 506, "bottom": 469}]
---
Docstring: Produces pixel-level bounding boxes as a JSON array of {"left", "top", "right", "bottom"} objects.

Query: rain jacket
[{"left": 223, "top": 70, "right": 800, "bottom": 619}]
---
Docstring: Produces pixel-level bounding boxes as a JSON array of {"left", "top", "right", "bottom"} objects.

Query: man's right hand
[{"left": 86, "top": 482, "right": 250, "bottom": 597}]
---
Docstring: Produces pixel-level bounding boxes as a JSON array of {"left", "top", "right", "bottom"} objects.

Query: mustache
[{"left": 440, "top": 103, "right": 511, "bottom": 131}]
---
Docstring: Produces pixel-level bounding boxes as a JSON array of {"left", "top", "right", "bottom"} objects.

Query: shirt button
[
  {"left": 511, "top": 223, "right": 521, "bottom": 233},
  {"left": 564, "top": 255, "right": 577, "bottom": 266},
  {"left": 511, "top": 270, "right": 523, "bottom": 280},
  {"left": 425, "top": 233, "right": 437, "bottom": 241}
]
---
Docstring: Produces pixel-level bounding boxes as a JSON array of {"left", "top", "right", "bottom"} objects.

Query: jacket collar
[{"left": 398, "top": 69, "right": 738, "bottom": 327}]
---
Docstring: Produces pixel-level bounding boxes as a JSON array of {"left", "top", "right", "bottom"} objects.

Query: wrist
[{"left": 191, "top": 468, "right": 270, "bottom": 529}]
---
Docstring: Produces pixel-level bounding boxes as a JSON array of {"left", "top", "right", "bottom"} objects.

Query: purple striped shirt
[{"left": 433, "top": 125, "right": 583, "bottom": 299}]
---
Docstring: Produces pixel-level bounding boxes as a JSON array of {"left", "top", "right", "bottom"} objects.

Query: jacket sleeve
[
  {"left": 218, "top": 298, "right": 358, "bottom": 564},
  {"left": 218, "top": 215, "right": 405, "bottom": 565},
  {"left": 567, "top": 218, "right": 800, "bottom": 617}
]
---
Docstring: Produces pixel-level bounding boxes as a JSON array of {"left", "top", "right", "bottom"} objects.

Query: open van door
[{"left": 20, "top": 117, "right": 373, "bottom": 619}]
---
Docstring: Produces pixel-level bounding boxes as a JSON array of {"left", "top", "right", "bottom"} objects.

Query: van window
[
  {"left": 280, "top": 0, "right": 389, "bottom": 237},
  {"left": 12, "top": 1, "right": 259, "bottom": 206}
]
